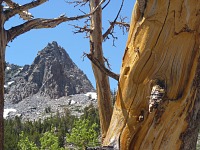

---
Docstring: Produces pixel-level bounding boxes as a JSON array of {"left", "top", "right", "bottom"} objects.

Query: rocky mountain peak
[{"left": 5, "top": 41, "right": 94, "bottom": 103}]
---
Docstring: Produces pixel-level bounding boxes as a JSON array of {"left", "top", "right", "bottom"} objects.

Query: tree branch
[
  {"left": 66, "top": 0, "right": 89, "bottom": 7},
  {"left": 4, "top": 0, "right": 47, "bottom": 20},
  {"left": 85, "top": 53, "right": 119, "bottom": 81},
  {"left": 69, "top": 24, "right": 91, "bottom": 37},
  {"left": 114, "top": 16, "right": 130, "bottom": 34},
  {"left": 102, "top": 0, "right": 110, "bottom": 10},
  {"left": 7, "top": 17, "right": 63, "bottom": 42},
  {"left": 115, "top": 21, "right": 130, "bottom": 29},
  {"left": 102, "top": 0, "right": 124, "bottom": 40},
  {"left": 7, "top": 0, "right": 105, "bottom": 42}
]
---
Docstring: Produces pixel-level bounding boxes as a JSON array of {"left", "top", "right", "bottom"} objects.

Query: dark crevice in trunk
[{"left": 180, "top": 56, "right": 200, "bottom": 150}]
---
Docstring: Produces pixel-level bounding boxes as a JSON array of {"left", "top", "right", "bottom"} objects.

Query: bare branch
[
  {"left": 7, "top": 17, "right": 63, "bottom": 42},
  {"left": 4, "top": 0, "right": 47, "bottom": 21},
  {"left": 69, "top": 24, "right": 91, "bottom": 37},
  {"left": 103, "top": 56, "right": 111, "bottom": 70},
  {"left": 68, "top": 8, "right": 92, "bottom": 37},
  {"left": 79, "top": 8, "right": 87, "bottom": 15},
  {"left": 6, "top": 0, "right": 105, "bottom": 42},
  {"left": 102, "top": 0, "right": 110, "bottom": 10},
  {"left": 115, "top": 16, "right": 130, "bottom": 33},
  {"left": 102, "top": 0, "right": 124, "bottom": 40},
  {"left": 66, "top": 0, "right": 89, "bottom": 7},
  {"left": 85, "top": 53, "right": 119, "bottom": 81},
  {"left": 115, "top": 21, "right": 130, "bottom": 28},
  {"left": 62, "top": 0, "right": 105, "bottom": 20}
]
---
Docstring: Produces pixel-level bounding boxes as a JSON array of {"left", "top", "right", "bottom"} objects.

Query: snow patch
[
  {"left": 6, "top": 66, "right": 11, "bottom": 70},
  {"left": 85, "top": 92, "right": 97, "bottom": 100},
  {"left": 7, "top": 81, "right": 15, "bottom": 85},
  {"left": 6, "top": 67, "right": 11, "bottom": 70},
  {"left": 70, "top": 100, "right": 76, "bottom": 105},
  {"left": 4, "top": 108, "right": 17, "bottom": 118}
]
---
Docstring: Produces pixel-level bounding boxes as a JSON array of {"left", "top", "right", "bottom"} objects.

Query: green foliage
[
  {"left": 18, "top": 131, "right": 64, "bottom": 150},
  {"left": 4, "top": 106, "right": 101, "bottom": 150},
  {"left": 66, "top": 119, "right": 100, "bottom": 149},
  {"left": 40, "top": 132, "right": 64, "bottom": 150},
  {"left": 81, "top": 103, "right": 100, "bottom": 130},
  {"left": 4, "top": 109, "right": 75, "bottom": 150},
  {"left": 4, "top": 118, "right": 20, "bottom": 149},
  {"left": 18, "top": 132, "right": 38, "bottom": 150},
  {"left": 68, "top": 104, "right": 100, "bottom": 149}
]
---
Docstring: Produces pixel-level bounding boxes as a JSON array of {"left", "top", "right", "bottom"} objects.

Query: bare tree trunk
[
  {"left": 0, "top": 4, "right": 6, "bottom": 150},
  {"left": 103, "top": 0, "right": 200, "bottom": 149},
  {"left": 89, "top": 0, "right": 113, "bottom": 141},
  {"left": 0, "top": 47, "right": 5, "bottom": 150}
]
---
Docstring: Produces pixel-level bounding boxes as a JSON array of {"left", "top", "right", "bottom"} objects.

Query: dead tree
[
  {"left": 67, "top": 0, "right": 128, "bottom": 141},
  {"left": 103, "top": 0, "right": 200, "bottom": 149},
  {"left": 0, "top": 0, "right": 104, "bottom": 149}
]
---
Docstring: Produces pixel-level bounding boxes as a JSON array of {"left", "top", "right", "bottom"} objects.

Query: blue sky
[{"left": 5, "top": 0, "right": 135, "bottom": 90}]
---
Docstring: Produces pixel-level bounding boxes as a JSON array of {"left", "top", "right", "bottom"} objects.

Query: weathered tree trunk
[
  {"left": 103, "top": 0, "right": 200, "bottom": 149},
  {"left": 0, "top": 4, "right": 6, "bottom": 150},
  {"left": 89, "top": 0, "right": 113, "bottom": 141}
]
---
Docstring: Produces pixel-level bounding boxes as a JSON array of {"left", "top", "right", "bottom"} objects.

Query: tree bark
[
  {"left": 89, "top": 0, "right": 113, "bottom": 141},
  {"left": 103, "top": 0, "right": 200, "bottom": 149},
  {"left": 0, "top": 4, "right": 6, "bottom": 149}
]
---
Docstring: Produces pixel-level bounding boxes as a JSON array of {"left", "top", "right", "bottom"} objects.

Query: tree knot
[{"left": 149, "top": 84, "right": 165, "bottom": 113}]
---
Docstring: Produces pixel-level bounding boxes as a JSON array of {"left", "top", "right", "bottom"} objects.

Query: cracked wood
[{"left": 103, "top": 0, "right": 200, "bottom": 149}]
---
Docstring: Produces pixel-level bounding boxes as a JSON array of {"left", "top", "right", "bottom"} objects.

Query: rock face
[
  {"left": 4, "top": 93, "right": 98, "bottom": 121},
  {"left": 5, "top": 41, "right": 94, "bottom": 103}
]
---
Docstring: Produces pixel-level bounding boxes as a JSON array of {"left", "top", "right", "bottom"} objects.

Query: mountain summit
[{"left": 5, "top": 41, "right": 94, "bottom": 103}]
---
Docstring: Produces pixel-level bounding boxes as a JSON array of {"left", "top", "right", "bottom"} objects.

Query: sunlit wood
[{"left": 103, "top": 0, "right": 200, "bottom": 149}]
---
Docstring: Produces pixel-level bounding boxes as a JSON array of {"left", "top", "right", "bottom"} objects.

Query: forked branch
[
  {"left": 69, "top": 24, "right": 91, "bottom": 37},
  {"left": 115, "top": 16, "right": 130, "bottom": 33},
  {"left": 85, "top": 53, "right": 119, "bottom": 81},
  {"left": 102, "top": 0, "right": 124, "bottom": 40}
]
